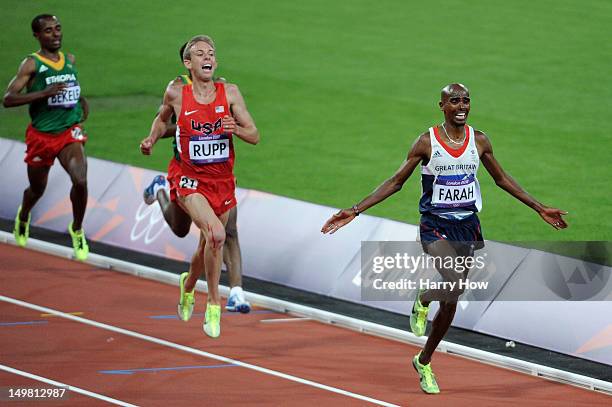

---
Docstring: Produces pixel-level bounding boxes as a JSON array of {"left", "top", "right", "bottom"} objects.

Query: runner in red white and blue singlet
[
  {"left": 419, "top": 125, "right": 482, "bottom": 220},
  {"left": 175, "top": 82, "right": 234, "bottom": 177},
  {"left": 168, "top": 82, "right": 237, "bottom": 215}
]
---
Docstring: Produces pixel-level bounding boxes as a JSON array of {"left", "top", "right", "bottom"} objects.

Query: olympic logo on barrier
[
  {"left": 130, "top": 202, "right": 168, "bottom": 244},
  {"left": 543, "top": 244, "right": 609, "bottom": 300}
]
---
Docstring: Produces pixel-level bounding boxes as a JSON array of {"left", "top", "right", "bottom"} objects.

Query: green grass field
[{"left": 1, "top": 0, "right": 610, "bottom": 241}]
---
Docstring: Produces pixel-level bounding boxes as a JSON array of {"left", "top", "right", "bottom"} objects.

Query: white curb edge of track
[{"left": 1, "top": 231, "right": 610, "bottom": 396}]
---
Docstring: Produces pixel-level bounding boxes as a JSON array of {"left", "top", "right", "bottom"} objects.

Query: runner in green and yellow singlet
[{"left": 3, "top": 14, "right": 90, "bottom": 261}]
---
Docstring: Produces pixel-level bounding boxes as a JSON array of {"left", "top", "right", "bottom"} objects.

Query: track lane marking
[
  {"left": 0, "top": 320, "right": 48, "bottom": 326},
  {"left": 99, "top": 364, "right": 238, "bottom": 375},
  {"left": 0, "top": 295, "right": 400, "bottom": 407},
  {"left": 0, "top": 364, "right": 137, "bottom": 406},
  {"left": 41, "top": 311, "right": 84, "bottom": 317}
]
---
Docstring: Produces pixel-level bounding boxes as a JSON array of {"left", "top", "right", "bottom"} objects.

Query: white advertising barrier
[
  {"left": 423, "top": 241, "right": 531, "bottom": 330},
  {"left": 0, "top": 138, "right": 611, "bottom": 366},
  {"left": 329, "top": 219, "right": 420, "bottom": 318},
  {"left": 0, "top": 138, "right": 14, "bottom": 162},
  {"left": 474, "top": 250, "right": 612, "bottom": 364},
  {"left": 237, "top": 189, "right": 385, "bottom": 295}
]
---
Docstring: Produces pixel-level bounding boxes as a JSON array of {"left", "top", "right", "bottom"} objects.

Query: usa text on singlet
[{"left": 175, "top": 82, "right": 234, "bottom": 178}]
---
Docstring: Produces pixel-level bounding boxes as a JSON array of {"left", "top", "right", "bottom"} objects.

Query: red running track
[{"left": 0, "top": 243, "right": 610, "bottom": 406}]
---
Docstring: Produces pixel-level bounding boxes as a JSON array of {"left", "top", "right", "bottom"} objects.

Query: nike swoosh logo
[
  {"left": 224, "top": 200, "right": 232, "bottom": 205},
  {"left": 185, "top": 110, "right": 198, "bottom": 116}
]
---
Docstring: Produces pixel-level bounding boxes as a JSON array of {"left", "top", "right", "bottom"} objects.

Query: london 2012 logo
[{"left": 130, "top": 201, "right": 168, "bottom": 244}]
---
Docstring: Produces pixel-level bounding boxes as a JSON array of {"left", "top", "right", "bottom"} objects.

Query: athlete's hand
[
  {"left": 43, "top": 83, "right": 67, "bottom": 97},
  {"left": 538, "top": 207, "right": 568, "bottom": 230},
  {"left": 140, "top": 136, "right": 155, "bottom": 155},
  {"left": 222, "top": 115, "right": 237, "bottom": 134},
  {"left": 321, "top": 209, "right": 357, "bottom": 234}
]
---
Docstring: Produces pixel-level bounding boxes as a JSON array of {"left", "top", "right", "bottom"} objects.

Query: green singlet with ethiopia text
[{"left": 27, "top": 51, "right": 83, "bottom": 133}]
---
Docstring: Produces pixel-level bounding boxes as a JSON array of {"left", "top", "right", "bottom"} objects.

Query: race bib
[
  {"left": 432, "top": 174, "right": 476, "bottom": 208},
  {"left": 70, "top": 126, "right": 85, "bottom": 141},
  {"left": 47, "top": 82, "right": 81, "bottom": 108},
  {"left": 189, "top": 134, "right": 230, "bottom": 164},
  {"left": 179, "top": 176, "right": 198, "bottom": 189}
]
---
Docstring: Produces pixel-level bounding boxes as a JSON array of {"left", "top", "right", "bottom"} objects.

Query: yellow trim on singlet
[
  {"left": 32, "top": 51, "right": 66, "bottom": 71},
  {"left": 181, "top": 74, "right": 192, "bottom": 85}
]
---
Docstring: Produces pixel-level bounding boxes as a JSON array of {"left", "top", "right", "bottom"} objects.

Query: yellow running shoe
[
  {"left": 203, "top": 304, "right": 221, "bottom": 338},
  {"left": 410, "top": 290, "right": 429, "bottom": 337},
  {"left": 412, "top": 352, "right": 440, "bottom": 394},
  {"left": 13, "top": 206, "right": 30, "bottom": 247},
  {"left": 177, "top": 272, "right": 195, "bottom": 321},
  {"left": 68, "top": 222, "right": 89, "bottom": 261}
]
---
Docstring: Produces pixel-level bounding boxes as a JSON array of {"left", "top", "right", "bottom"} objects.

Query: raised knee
[{"left": 208, "top": 225, "right": 226, "bottom": 250}]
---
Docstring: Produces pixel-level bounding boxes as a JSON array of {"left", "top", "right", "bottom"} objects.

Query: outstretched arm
[
  {"left": 224, "top": 83, "right": 259, "bottom": 145},
  {"left": 3, "top": 57, "right": 67, "bottom": 107},
  {"left": 477, "top": 132, "right": 568, "bottom": 230},
  {"left": 321, "top": 133, "right": 430, "bottom": 234}
]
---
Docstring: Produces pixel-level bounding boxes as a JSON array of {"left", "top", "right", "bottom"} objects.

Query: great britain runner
[
  {"left": 419, "top": 124, "right": 484, "bottom": 250},
  {"left": 322, "top": 83, "right": 567, "bottom": 394}
]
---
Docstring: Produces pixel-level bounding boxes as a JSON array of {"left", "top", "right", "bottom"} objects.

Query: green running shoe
[
  {"left": 203, "top": 304, "right": 221, "bottom": 338},
  {"left": 410, "top": 290, "right": 429, "bottom": 337},
  {"left": 13, "top": 206, "right": 30, "bottom": 247},
  {"left": 412, "top": 352, "right": 440, "bottom": 394},
  {"left": 177, "top": 272, "right": 195, "bottom": 321},
  {"left": 68, "top": 222, "right": 89, "bottom": 261}
]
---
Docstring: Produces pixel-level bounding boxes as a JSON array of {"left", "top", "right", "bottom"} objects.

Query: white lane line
[
  {"left": 0, "top": 364, "right": 137, "bottom": 407},
  {"left": 0, "top": 295, "right": 400, "bottom": 407},
  {"left": 260, "top": 317, "right": 312, "bottom": 323}
]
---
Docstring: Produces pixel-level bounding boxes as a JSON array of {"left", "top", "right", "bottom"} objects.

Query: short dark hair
[
  {"left": 31, "top": 14, "right": 56, "bottom": 33},
  {"left": 179, "top": 42, "right": 188, "bottom": 62}
]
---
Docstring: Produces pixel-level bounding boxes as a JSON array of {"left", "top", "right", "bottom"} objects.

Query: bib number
[
  {"left": 189, "top": 135, "right": 229, "bottom": 164},
  {"left": 432, "top": 175, "right": 476, "bottom": 208},
  {"left": 48, "top": 83, "right": 81, "bottom": 108},
  {"left": 71, "top": 126, "right": 84, "bottom": 141},
  {"left": 179, "top": 176, "right": 198, "bottom": 190}
]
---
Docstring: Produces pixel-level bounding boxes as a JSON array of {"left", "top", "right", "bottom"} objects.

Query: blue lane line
[
  {"left": 0, "top": 320, "right": 48, "bottom": 326},
  {"left": 99, "top": 364, "right": 238, "bottom": 375},
  {"left": 149, "top": 310, "right": 275, "bottom": 319}
]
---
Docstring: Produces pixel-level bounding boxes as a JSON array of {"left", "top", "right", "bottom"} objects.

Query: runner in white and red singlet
[{"left": 322, "top": 83, "right": 567, "bottom": 394}]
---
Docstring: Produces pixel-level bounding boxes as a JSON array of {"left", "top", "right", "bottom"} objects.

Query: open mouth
[
  {"left": 455, "top": 112, "right": 467, "bottom": 120},
  {"left": 202, "top": 64, "right": 212, "bottom": 71}
]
